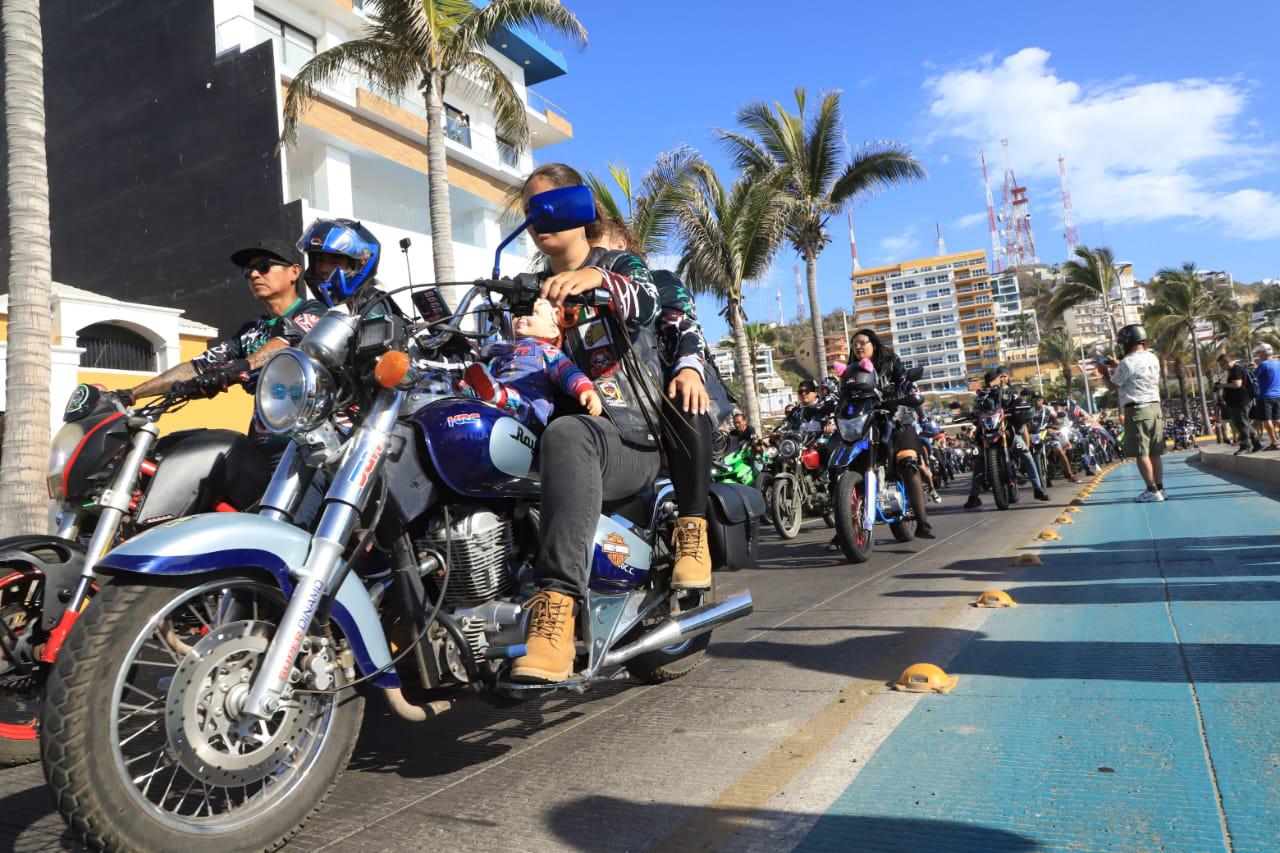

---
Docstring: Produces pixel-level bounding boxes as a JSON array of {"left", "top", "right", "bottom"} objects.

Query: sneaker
[
  {"left": 964, "top": 495, "right": 982, "bottom": 510},
  {"left": 825, "top": 536, "right": 840, "bottom": 552},
  {"left": 928, "top": 488, "right": 943, "bottom": 504},
  {"left": 511, "top": 590, "right": 577, "bottom": 682},
  {"left": 1234, "top": 448, "right": 1249, "bottom": 456},
  {"left": 1034, "top": 487, "right": 1050, "bottom": 502},
  {"left": 1158, "top": 488, "right": 1168, "bottom": 500},
  {"left": 1266, "top": 445, "right": 1280, "bottom": 452},
  {"left": 1067, "top": 475, "right": 1080, "bottom": 484},
  {"left": 916, "top": 523, "right": 936, "bottom": 540},
  {"left": 1134, "top": 489, "right": 1166, "bottom": 503}
]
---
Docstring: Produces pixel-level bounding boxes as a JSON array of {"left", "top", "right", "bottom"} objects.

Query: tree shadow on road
[{"left": 544, "top": 794, "right": 1038, "bottom": 852}]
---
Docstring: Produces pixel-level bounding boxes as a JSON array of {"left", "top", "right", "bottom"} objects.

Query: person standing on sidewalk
[
  {"left": 1216, "top": 352, "right": 1261, "bottom": 455},
  {"left": 1098, "top": 324, "right": 1165, "bottom": 502},
  {"left": 1252, "top": 343, "right": 1280, "bottom": 450}
]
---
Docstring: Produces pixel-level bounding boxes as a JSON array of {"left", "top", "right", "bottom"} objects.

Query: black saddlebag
[{"left": 706, "top": 483, "right": 765, "bottom": 571}]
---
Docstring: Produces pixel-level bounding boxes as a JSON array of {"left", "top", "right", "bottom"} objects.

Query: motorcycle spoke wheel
[{"left": 0, "top": 570, "right": 44, "bottom": 765}]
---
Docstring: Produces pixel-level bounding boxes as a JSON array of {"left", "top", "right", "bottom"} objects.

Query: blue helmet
[{"left": 297, "top": 218, "right": 380, "bottom": 304}]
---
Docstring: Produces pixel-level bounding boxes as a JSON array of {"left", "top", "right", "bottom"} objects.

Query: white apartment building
[
  {"left": 213, "top": 0, "right": 572, "bottom": 300},
  {"left": 990, "top": 272, "right": 1038, "bottom": 355},
  {"left": 710, "top": 343, "right": 796, "bottom": 419}
]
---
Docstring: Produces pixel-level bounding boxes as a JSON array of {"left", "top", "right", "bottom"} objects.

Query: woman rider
[
  {"left": 849, "top": 329, "right": 935, "bottom": 539},
  {"left": 511, "top": 164, "right": 669, "bottom": 684}
]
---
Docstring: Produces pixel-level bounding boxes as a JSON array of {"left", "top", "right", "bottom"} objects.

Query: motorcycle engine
[{"left": 418, "top": 509, "right": 523, "bottom": 668}]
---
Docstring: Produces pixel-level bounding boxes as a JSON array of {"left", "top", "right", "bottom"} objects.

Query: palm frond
[
  {"left": 280, "top": 37, "right": 409, "bottom": 147},
  {"left": 452, "top": 51, "right": 529, "bottom": 145},
  {"left": 584, "top": 171, "right": 624, "bottom": 222},
  {"left": 805, "top": 90, "right": 844, "bottom": 200},
  {"left": 828, "top": 144, "right": 928, "bottom": 206},
  {"left": 444, "top": 0, "right": 586, "bottom": 69}
]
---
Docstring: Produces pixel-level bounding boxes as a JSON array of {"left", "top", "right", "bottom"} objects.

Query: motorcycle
[
  {"left": 40, "top": 186, "right": 760, "bottom": 851},
  {"left": 767, "top": 428, "right": 832, "bottom": 539},
  {"left": 1172, "top": 423, "right": 1197, "bottom": 450},
  {"left": 0, "top": 384, "right": 266, "bottom": 766},
  {"left": 971, "top": 393, "right": 1018, "bottom": 511},
  {"left": 713, "top": 437, "right": 769, "bottom": 489},
  {"left": 828, "top": 366, "right": 926, "bottom": 563}
]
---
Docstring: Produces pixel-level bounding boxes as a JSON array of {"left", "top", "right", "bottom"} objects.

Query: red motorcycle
[{"left": 0, "top": 384, "right": 268, "bottom": 765}]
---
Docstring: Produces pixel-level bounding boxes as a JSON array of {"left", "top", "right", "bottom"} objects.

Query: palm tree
[
  {"left": 672, "top": 161, "right": 790, "bottom": 432},
  {"left": 585, "top": 147, "right": 700, "bottom": 257},
  {"left": 1048, "top": 245, "right": 1123, "bottom": 341},
  {"left": 1039, "top": 329, "right": 1077, "bottom": 397},
  {"left": 0, "top": 0, "right": 55, "bottom": 536},
  {"left": 720, "top": 88, "right": 926, "bottom": 377},
  {"left": 1145, "top": 262, "right": 1230, "bottom": 427},
  {"left": 1215, "top": 301, "right": 1280, "bottom": 357},
  {"left": 1151, "top": 324, "right": 1193, "bottom": 417},
  {"left": 280, "top": 0, "right": 586, "bottom": 282}
]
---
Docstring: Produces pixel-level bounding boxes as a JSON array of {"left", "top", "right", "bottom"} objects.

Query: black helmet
[
  {"left": 798, "top": 379, "right": 820, "bottom": 393},
  {"left": 1116, "top": 324, "right": 1148, "bottom": 352}
]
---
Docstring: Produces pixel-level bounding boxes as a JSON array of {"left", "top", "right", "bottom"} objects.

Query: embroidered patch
[
  {"left": 590, "top": 349, "right": 614, "bottom": 375},
  {"left": 583, "top": 319, "right": 611, "bottom": 348},
  {"left": 597, "top": 378, "right": 624, "bottom": 405}
]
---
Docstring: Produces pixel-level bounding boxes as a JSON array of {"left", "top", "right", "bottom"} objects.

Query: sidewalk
[
  {"left": 797, "top": 456, "right": 1280, "bottom": 852},
  {"left": 1196, "top": 441, "right": 1280, "bottom": 488}
]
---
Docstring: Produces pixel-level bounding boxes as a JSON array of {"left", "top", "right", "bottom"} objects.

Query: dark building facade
[{"left": 2, "top": 0, "right": 301, "bottom": 336}]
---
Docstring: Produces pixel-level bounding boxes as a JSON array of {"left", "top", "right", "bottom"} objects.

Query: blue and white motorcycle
[
  {"left": 827, "top": 365, "right": 927, "bottom": 563},
  {"left": 39, "top": 187, "right": 759, "bottom": 852}
]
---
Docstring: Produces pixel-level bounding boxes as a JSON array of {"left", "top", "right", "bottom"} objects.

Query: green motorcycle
[{"left": 714, "top": 438, "right": 769, "bottom": 488}]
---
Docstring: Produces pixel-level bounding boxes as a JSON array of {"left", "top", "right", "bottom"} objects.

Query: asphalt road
[{"left": 0, "top": 471, "right": 1082, "bottom": 852}]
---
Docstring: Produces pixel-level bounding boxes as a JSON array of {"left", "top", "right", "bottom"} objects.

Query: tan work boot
[
  {"left": 671, "top": 517, "right": 712, "bottom": 589},
  {"left": 511, "top": 590, "right": 576, "bottom": 682}
]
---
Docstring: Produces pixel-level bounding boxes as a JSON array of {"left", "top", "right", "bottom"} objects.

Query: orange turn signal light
[{"left": 375, "top": 350, "right": 411, "bottom": 388}]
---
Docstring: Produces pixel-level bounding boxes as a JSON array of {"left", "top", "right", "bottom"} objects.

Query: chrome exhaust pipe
[{"left": 602, "top": 590, "right": 753, "bottom": 668}]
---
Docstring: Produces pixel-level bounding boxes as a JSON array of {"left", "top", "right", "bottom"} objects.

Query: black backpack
[{"left": 1242, "top": 366, "right": 1261, "bottom": 400}]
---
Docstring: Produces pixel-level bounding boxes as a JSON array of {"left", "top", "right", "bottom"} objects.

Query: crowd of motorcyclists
[{"left": 0, "top": 170, "right": 1205, "bottom": 850}]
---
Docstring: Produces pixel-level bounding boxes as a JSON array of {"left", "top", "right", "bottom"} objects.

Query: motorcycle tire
[
  {"left": 889, "top": 516, "right": 917, "bottom": 543},
  {"left": 988, "top": 448, "right": 1010, "bottom": 511},
  {"left": 833, "top": 470, "right": 875, "bottom": 564},
  {"left": 1040, "top": 450, "right": 1054, "bottom": 489},
  {"left": 822, "top": 512, "right": 835, "bottom": 529},
  {"left": 769, "top": 478, "right": 803, "bottom": 539},
  {"left": 627, "top": 631, "right": 711, "bottom": 683},
  {"left": 42, "top": 578, "right": 365, "bottom": 852}
]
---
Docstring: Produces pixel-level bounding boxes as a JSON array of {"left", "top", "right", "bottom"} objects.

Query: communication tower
[
  {"left": 794, "top": 266, "right": 806, "bottom": 324},
  {"left": 999, "top": 139, "right": 1037, "bottom": 268},
  {"left": 847, "top": 210, "right": 861, "bottom": 271},
  {"left": 980, "top": 148, "right": 1003, "bottom": 271},
  {"left": 935, "top": 222, "right": 947, "bottom": 256},
  {"left": 1058, "top": 154, "right": 1080, "bottom": 256}
]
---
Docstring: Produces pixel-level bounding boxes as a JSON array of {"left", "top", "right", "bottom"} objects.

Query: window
[
  {"left": 931, "top": 329, "right": 947, "bottom": 338},
  {"left": 892, "top": 294, "right": 906, "bottom": 304},
  {"left": 909, "top": 332, "right": 924, "bottom": 341},
  {"left": 947, "top": 353, "right": 961, "bottom": 363},
  {"left": 445, "top": 104, "right": 472, "bottom": 147},
  {"left": 856, "top": 287, "right": 872, "bottom": 296},
  {"left": 945, "top": 340, "right": 958, "bottom": 349},
  {"left": 927, "top": 302, "right": 941, "bottom": 312},
  {"left": 906, "top": 306, "right": 920, "bottom": 315},
  {"left": 894, "top": 308, "right": 907, "bottom": 317},
  {"left": 76, "top": 323, "right": 157, "bottom": 372},
  {"left": 979, "top": 322, "right": 995, "bottom": 331},
  {"left": 253, "top": 9, "right": 315, "bottom": 73},
  {"left": 497, "top": 137, "right": 520, "bottom": 168}
]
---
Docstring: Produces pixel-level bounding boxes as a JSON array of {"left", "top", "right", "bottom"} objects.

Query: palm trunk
[
  {"left": 805, "top": 253, "right": 826, "bottom": 378},
  {"left": 423, "top": 73, "right": 455, "bottom": 283},
  {"left": 1189, "top": 330, "right": 1210, "bottom": 428},
  {"left": 1175, "top": 367, "right": 1189, "bottom": 419},
  {"left": 729, "top": 299, "right": 761, "bottom": 432},
  {"left": 0, "top": 0, "right": 54, "bottom": 536}
]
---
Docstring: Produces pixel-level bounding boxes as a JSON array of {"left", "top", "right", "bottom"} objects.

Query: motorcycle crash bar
[{"left": 601, "top": 590, "right": 753, "bottom": 668}]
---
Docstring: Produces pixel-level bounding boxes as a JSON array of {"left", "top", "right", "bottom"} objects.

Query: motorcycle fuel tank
[
  {"left": 589, "top": 513, "right": 652, "bottom": 593},
  {"left": 413, "top": 399, "right": 540, "bottom": 498}
]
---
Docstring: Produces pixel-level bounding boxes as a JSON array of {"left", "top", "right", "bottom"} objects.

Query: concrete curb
[{"left": 1194, "top": 447, "right": 1280, "bottom": 486}]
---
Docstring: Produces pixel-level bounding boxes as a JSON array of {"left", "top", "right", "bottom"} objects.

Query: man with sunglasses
[{"left": 127, "top": 239, "right": 325, "bottom": 429}]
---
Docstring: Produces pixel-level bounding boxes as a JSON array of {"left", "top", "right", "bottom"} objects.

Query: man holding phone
[{"left": 1098, "top": 324, "right": 1165, "bottom": 502}]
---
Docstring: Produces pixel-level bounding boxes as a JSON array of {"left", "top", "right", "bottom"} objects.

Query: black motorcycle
[
  {"left": 971, "top": 394, "right": 1018, "bottom": 510},
  {"left": 768, "top": 428, "right": 831, "bottom": 538}
]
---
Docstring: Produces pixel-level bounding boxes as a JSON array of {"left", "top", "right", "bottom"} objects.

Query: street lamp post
[{"left": 1077, "top": 342, "right": 1094, "bottom": 414}]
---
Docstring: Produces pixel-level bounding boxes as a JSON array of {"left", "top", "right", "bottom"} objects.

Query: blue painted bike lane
[{"left": 798, "top": 457, "right": 1280, "bottom": 852}]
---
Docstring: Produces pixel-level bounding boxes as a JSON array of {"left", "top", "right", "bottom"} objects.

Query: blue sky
[{"left": 534, "top": 1, "right": 1280, "bottom": 343}]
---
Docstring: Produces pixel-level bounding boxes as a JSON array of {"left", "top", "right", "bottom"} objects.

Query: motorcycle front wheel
[
  {"left": 988, "top": 448, "right": 1010, "bottom": 511},
  {"left": 41, "top": 576, "right": 364, "bottom": 852},
  {"left": 769, "top": 478, "right": 803, "bottom": 539},
  {"left": 834, "top": 471, "right": 875, "bottom": 564}
]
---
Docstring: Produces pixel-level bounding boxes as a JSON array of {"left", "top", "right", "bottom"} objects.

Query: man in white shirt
[{"left": 1098, "top": 324, "right": 1165, "bottom": 502}]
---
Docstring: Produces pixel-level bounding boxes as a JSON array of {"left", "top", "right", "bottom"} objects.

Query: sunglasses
[{"left": 242, "top": 259, "right": 288, "bottom": 279}]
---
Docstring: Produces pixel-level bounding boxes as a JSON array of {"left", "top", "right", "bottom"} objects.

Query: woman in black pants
[{"left": 849, "top": 328, "right": 935, "bottom": 539}]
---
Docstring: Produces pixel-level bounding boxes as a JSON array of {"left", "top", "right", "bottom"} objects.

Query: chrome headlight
[
  {"left": 300, "top": 309, "right": 358, "bottom": 368},
  {"left": 777, "top": 437, "right": 800, "bottom": 459},
  {"left": 256, "top": 349, "right": 335, "bottom": 434},
  {"left": 47, "top": 421, "right": 87, "bottom": 500},
  {"left": 838, "top": 413, "right": 871, "bottom": 443}
]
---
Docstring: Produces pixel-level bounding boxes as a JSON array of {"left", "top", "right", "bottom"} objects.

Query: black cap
[
  {"left": 230, "top": 238, "right": 301, "bottom": 268},
  {"left": 799, "top": 379, "right": 820, "bottom": 393}
]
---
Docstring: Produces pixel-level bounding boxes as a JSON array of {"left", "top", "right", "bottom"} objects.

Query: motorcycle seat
[{"left": 602, "top": 481, "right": 661, "bottom": 528}]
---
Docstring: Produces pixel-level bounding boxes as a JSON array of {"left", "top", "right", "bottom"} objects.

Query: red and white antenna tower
[
  {"left": 847, "top": 210, "right": 861, "bottom": 271},
  {"left": 999, "top": 139, "right": 1037, "bottom": 268},
  {"left": 980, "top": 148, "right": 1003, "bottom": 271},
  {"left": 1058, "top": 154, "right": 1080, "bottom": 257}
]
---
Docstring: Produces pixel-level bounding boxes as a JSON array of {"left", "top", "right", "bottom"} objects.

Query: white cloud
[
  {"left": 938, "top": 153, "right": 952, "bottom": 165},
  {"left": 952, "top": 211, "right": 988, "bottom": 229},
  {"left": 926, "top": 48, "right": 1280, "bottom": 241},
  {"left": 878, "top": 225, "right": 920, "bottom": 259}
]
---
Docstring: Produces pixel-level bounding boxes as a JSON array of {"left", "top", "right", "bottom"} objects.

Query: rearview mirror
[{"left": 491, "top": 185, "right": 597, "bottom": 277}]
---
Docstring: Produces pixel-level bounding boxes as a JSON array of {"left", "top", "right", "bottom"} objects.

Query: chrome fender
[{"left": 96, "top": 513, "right": 396, "bottom": 687}]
